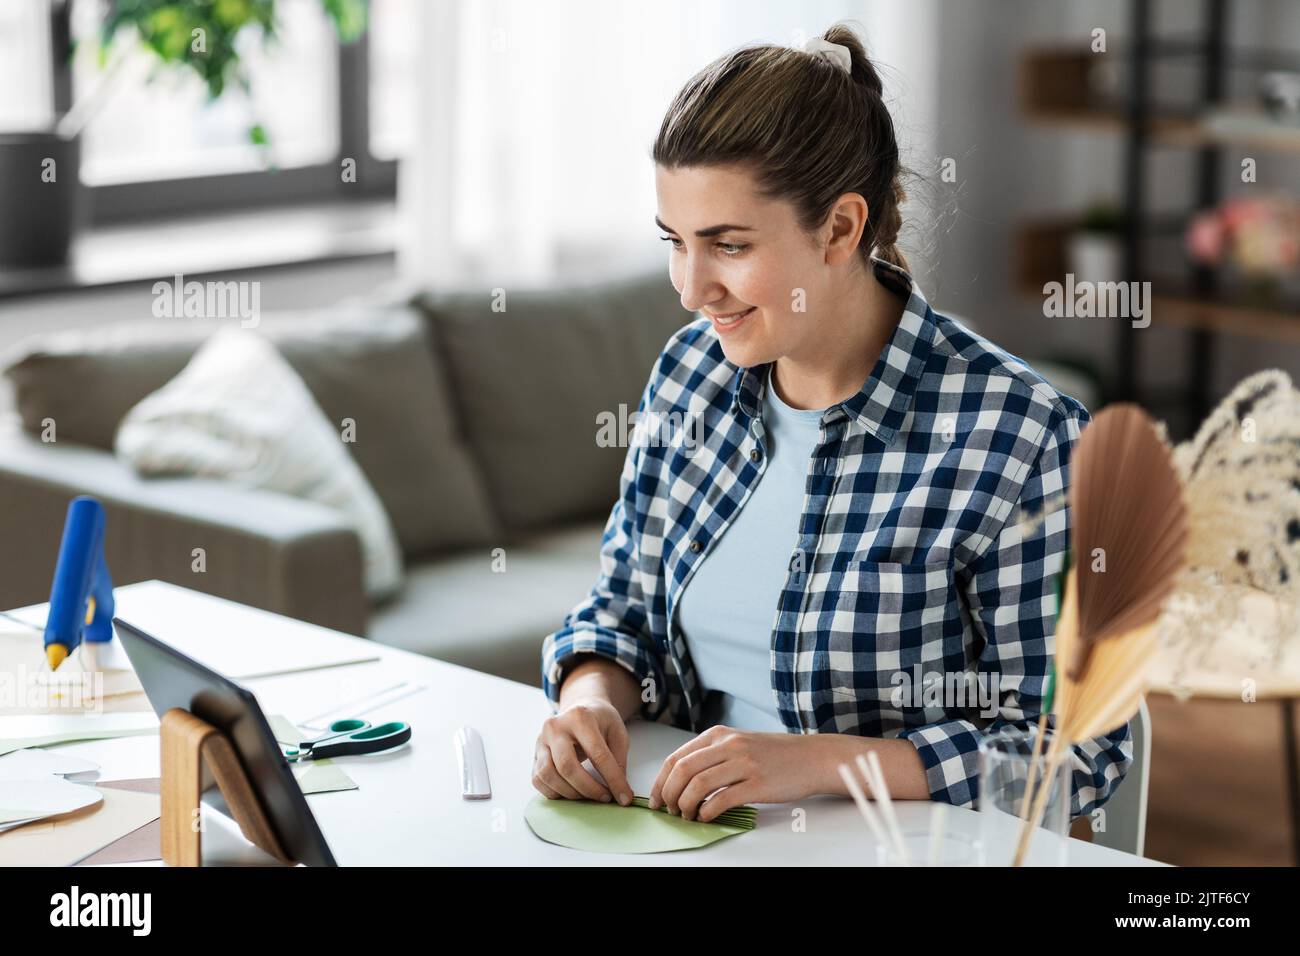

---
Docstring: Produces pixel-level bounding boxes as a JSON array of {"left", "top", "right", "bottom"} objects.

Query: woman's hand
[
  {"left": 648, "top": 725, "right": 831, "bottom": 822},
  {"left": 532, "top": 695, "right": 635, "bottom": 806}
]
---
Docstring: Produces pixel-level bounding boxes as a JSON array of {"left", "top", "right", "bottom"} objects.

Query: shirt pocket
[{"left": 826, "top": 559, "right": 956, "bottom": 709}]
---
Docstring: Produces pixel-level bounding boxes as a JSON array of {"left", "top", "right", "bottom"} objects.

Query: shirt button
[
  {"left": 690, "top": 540, "right": 702, "bottom": 553},
  {"left": 750, "top": 448, "right": 762, "bottom": 462}
]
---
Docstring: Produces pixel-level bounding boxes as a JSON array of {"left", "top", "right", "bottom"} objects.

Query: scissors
[{"left": 281, "top": 719, "right": 412, "bottom": 762}]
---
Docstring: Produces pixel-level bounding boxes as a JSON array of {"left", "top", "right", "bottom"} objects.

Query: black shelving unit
[
  {"left": 1118, "top": 0, "right": 1300, "bottom": 867},
  {"left": 1118, "top": 0, "right": 1228, "bottom": 430}
]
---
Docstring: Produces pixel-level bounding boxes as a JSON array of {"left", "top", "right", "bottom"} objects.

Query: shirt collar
[{"left": 730, "top": 256, "right": 936, "bottom": 445}]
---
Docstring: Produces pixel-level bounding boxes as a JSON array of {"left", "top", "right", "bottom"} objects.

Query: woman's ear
[{"left": 823, "top": 192, "right": 869, "bottom": 266}]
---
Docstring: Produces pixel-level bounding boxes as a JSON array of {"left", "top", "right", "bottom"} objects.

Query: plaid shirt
[{"left": 541, "top": 258, "right": 1131, "bottom": 818}]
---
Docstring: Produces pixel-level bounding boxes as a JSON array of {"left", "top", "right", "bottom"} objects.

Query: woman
[{"left": 533, "top": 24, "right": 1130, "bottom": 825}]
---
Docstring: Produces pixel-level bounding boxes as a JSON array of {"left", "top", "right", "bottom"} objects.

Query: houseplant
[
  {"left": 1066, "top": 199, "right": 1125, "bottom": 286},
  {"left": 0, "top": 0, "right": 369, "bottom": 268}
]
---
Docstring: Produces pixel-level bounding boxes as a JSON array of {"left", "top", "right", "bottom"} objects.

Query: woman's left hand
[{"left": 648, "top": 725, "right": 827, "bottom": 822}]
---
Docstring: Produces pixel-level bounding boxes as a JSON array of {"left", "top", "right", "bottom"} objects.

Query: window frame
[{"left": 49, "top": 4, "right": 396, "bottom": 225}]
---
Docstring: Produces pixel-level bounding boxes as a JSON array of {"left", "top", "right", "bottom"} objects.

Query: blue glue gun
[{"left": 43, "top": 496, "right": 114, "bottom": 671}]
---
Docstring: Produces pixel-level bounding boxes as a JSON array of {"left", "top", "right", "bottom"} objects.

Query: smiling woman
[{"left": 534, "top": 23, "right": 1132, "bottom": 829}]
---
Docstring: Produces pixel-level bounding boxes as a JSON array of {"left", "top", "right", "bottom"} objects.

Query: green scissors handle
[
  {"left": 285, "top": 721, "right": 412, "bottom": 761},
  {"left": 297, "top": 719, "right": 372, "bottom": 748}
]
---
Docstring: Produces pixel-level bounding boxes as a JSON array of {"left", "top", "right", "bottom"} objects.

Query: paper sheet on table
[
  {"left": 267, "top": 715, "right": 357, "bottom": 795},
  {"left": 524, "top": 794, "right": 749, "bottom": 854},
  {"left": 10, "top": 582, "right": 380, "bottom": 680},
  {"left": 76, "top": 779, "right": 162, "bottom": 866},
  {"left": 0, "top": 630, "right": 144, "bottom": 714},
  {"left": 0, "top": 713, "right": 160, "bottom": 756},
  {"left": 0, "top": 778, "right": 102, "bottom": 824},
  {"left": 0, "top": 785, "right": 160, "bottom": 867},
  {"left": 0, "top": 748, "right": 99, "bottom": 779}
]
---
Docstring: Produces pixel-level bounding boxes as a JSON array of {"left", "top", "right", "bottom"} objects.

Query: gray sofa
[{"left": 0, "top": 272, "right": 688, "bottom": 687}]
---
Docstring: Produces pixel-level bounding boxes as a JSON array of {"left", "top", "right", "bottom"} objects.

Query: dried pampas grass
[{"left": 1012, "top": 405, "right": 1185, "bottom": 866}]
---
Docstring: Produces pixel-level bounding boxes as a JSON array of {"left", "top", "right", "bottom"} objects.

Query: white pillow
[{"left": 115, "top": 327, "right": 403, "bottom": 599}]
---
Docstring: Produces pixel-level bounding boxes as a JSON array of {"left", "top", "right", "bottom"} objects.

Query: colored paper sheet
[{"left": 524, "top": 794, "right": 749, "bottom": 854}]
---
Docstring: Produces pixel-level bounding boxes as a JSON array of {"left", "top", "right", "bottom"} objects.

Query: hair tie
[{"left": 801, "top": 38, "right": 852, "bottom": 75}]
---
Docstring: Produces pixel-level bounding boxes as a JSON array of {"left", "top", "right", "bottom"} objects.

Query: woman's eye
[
  {"left": 659, "top": 235, "right": 684, "bottom": 250},
  {"left": 717, "top": 242, "right": 748, "bottom": 256}
]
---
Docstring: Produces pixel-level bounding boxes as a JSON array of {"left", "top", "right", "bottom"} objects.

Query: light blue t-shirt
[{"left": 676, "top": 367, "right": 826, "bottom": 733}]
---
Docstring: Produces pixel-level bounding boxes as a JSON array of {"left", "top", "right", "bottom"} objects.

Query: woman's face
[{"left": 655, "top": 163, "right": 845, "bottom": 370}]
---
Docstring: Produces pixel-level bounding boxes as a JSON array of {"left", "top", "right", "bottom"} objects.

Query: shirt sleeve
[
  {"left": 898, "top": 402, "right": 1133, "bottom": 819},
  {"left": 540, "top": 372, "right": 669, "bottom": 721}
]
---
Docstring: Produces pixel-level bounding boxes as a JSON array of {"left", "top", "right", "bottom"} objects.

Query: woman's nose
[{"left": 677, "top": 256, "right": 723, "bottom": 313}]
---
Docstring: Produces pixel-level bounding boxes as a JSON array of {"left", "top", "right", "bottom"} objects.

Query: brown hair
[{"left": 653, "top": 23, "right": 910, "bottom": 273}]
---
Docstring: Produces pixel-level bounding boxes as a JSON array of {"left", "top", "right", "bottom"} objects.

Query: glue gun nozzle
[{"left": 46, "top": 644, "right": 68, "bottom": 671}]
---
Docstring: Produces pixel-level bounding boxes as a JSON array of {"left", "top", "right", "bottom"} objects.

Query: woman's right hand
[{"left": 532, "top": 695, "right": 634, "bottom": 806}]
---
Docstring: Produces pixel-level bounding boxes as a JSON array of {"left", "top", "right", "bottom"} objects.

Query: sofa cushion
[
  {"left": 420, "top": 272, "right": 687, "bottom": 532},
  {"left": 2, "top": 306, "right": 499, "bottom": 559},
  {"left": 368, "top": 519, "right": 606, "bottom": 686},
  {"left": 116, "top": 328, "right": 404, "bottom": 599}
]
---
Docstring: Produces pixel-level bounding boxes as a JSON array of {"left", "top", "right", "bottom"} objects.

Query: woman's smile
[{"left": 706, "top": 305, "right": 756, "bottom": 333}]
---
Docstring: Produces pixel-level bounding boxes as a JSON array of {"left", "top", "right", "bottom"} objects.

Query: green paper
[
  {"left": 268, "top": 715, "right": 358, "bottom": 795},
  {"left": 267, "top": 715, "right": 303, "bottom": 746},
  {"left": 0, "top": 714, "right": 160, "bottom": 758},
  {"left": 524, "top": 794, "right": 750, "bottom": 855},
  {"left": 294, "top": 759, "right": 358, "bottom": 795},
  {"left": 0, "top": 727, "right": 158, "bottom": 756}
]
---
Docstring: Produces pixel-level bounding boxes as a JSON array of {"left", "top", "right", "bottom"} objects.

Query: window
[
  {"left": 0, "top": 1, "right": 53, "bottom": 131},
  {"left": 368, "top": 0, "right": 416, "bottom": 160},
  {"left": 1, "top": 0, "right": 397, "bottom": 223},
  {"left": 70, "top": 0, "right": 341, "bottom": 184}
]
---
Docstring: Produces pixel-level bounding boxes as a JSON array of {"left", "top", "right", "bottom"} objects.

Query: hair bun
[
  {"left": 821, "top": 25, "right": 882, "bottom": 97},
  {"left": 801, "top": 38, "right": 852, "bottom": 75}
]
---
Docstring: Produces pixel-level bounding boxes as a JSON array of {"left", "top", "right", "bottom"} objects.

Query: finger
[
  {"left": 649, "top": 728, "right": 719, "bottom": 809},
  {"left": 601, "top": 717, "right": 636, "bottom": 806},
  {"left": 569, "top": 715, "right": 631, "bottom": 806},
  {"left": 549, "top": 735, "right": 612, "bottom": 802},
  {"left": 697, "top": 781, "right": 758, "bottom": 824},
  {"left": 677, "top": 761, "right": 748, "bottom": 821},
  {"left": 535, "top": 746, "right": 583, "bottom": 800},
  {"left": 532, "top": 775, "right": 562, "bottom": 799},
  {"left": 661, "top": 742, "right": 730, "bottom": 815}
]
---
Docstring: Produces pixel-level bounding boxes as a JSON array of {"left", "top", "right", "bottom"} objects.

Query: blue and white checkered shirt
[{"left": 541, "top": 258, "right": 1131, "bottom": 818}]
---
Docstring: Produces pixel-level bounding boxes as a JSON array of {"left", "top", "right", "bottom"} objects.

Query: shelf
[
  {"left": 1024, "top": 104, "right": 1300, "bottom": 155},
  {"left": 1013, "top": 217, "right": 1300, "bottom": 343},
  {"left": 1020, "top": 47, "right": 1300, "bottom": 155},
  {"left": 1149, "top": 292, "right": 1300, "bottom": 344}
]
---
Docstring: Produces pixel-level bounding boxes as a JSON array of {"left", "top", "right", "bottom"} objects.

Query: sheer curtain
[{"left": 399, "top": 0, "right": 938, "bottom": 290}]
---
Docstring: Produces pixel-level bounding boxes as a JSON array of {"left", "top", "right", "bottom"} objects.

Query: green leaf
[
  {"left": 249, "top": 123, "right": 268, "bottom": 146},
  {"left": 322, "top": 0, "right": 369, "bottom": 43},
  {"left": 1044, "top": 543, "right": 1069, "bottom": 717},
  {"left": 86, "top": 0, "right": 370, "bottom": 129}
]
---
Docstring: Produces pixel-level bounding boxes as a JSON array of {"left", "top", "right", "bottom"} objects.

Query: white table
[{"left": 14, "top": 581, "right": 1161, "bottom": 866}]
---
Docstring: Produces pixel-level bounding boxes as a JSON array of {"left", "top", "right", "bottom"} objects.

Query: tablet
[{"left": 113, "top": 616, "right": 337, "bottom": 867}]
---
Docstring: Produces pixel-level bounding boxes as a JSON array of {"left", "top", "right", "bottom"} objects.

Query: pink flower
[
  {"left": 1220, "top": 198, "right": 1271, "bottom": 233},
  {"left": 1186, "top": 212, "right": 1224, "bottom": 265}
]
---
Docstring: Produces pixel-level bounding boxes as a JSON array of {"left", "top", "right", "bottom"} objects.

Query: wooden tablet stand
[{"left": 160, "top": 708, "right": 294, "bottom": 866}]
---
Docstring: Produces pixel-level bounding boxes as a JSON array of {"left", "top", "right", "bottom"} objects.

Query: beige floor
[{"left": 1145, "top": 693, "right": 1295, "bottom": 866}]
